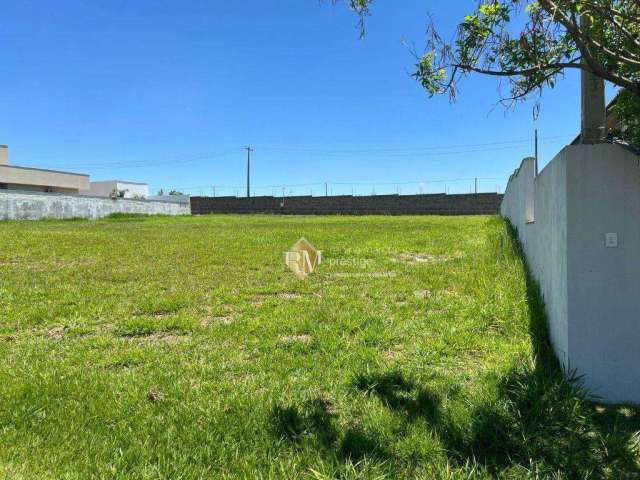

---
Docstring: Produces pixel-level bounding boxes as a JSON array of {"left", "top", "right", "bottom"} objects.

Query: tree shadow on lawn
[
  {"left": 350, "top": 367, "right": 640, "bottom": 477},
  {"left": 269, "top": 222, "right": 640, "bottom": 477},
  {"left": 426, "top": 221, "right": 640, "bottom": 477},
  {"left": 270, "top": 397, "right": 393, "bottom": 463}
]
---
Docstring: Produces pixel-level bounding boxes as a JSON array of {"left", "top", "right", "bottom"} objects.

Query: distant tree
[
  {"left": 334, "top": 0, "right": 640, "bottom": 143},
  {"left": 157, "top": 188, "right": 165, "bottom": 196},
  {"left": 168, "top": 190, "right": 184, "bottom": 196},
  {"left": 612, "top": 90, "right": 640, "bottom": 146}
]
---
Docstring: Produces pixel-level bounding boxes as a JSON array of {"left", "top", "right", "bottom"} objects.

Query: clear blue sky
[{"left": 0, "top": 0, "right": 604, "bottom": 195}]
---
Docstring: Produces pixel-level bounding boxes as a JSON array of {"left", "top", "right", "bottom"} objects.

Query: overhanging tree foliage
[{"left": 335, "top": 0, "right": 640, "bottom": 144}]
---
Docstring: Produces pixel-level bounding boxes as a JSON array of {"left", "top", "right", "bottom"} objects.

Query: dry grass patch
[
  {"left": 392, "top": 252, "right": 464, "bottom": 264},
  {"left": 201, "top": 315, "right": 234, "bottom": 327},
  {"left": 277, "top": 292, "right": 303, "bottom": 300},
  {"left": 280, "top": 334, "right": 313, "bottom": 344},
  {"left": 413, "top": 289, "right": 432, "bottom": 299}
]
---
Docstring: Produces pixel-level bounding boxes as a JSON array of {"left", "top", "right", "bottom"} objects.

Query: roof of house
[{"left": 0, "top": 164, "right": 89, "bottom": 177}]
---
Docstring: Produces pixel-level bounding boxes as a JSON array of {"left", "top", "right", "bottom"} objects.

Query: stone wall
[
  {"left": 0, "top": 190, "right": 190, "bottom": 220},
  {"left": 191, "top": 193, "right": 503, "bottom": 216}
]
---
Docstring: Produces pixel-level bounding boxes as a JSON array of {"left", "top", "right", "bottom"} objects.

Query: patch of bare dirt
[
  {"left": 442, "top": 286, "right": 459, "bottom": 297},
  {"left": 201, "top": 316, "right": 234, "bottom": 327},
  {"left": 97, "top": 323, "right": 115, "bottom": 334},
  {"left": 279, "top": 334, "right": 313, "bottom": 345},
  {"left": 147, "top": 389, "right": 165, "bottom": 403},
  {"left": 429, "top": 308, "right": 450, "bottom": 315},
  {"left": 277, "top": 292, "right": 303, "bottom": 300},
  {"left": 392, "top": 252, "right": 464, "bottom": 265},
  {"left": 383, "top": 344, "right": 405, "bottom": 361},
  {"left": 127, "top": 333, "right": 191, "bottom": 345},
  {"left": 315, "top": 394, "right": 339, "bottom": 415},
  {"left": 1, "top": 259, "right": 97, "bottom": 272},
  {"left": 330, "top": 272, "right": 397, "bottom": 279},
  {"left": 414, "top": 289, "right": 432, "bottom": 299},
  {"left": 47, "top": 326, "right": 66, "bottom": 340}
]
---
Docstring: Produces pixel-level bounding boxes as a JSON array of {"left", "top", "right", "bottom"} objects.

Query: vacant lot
[{"left": 0, "top": 215, "right": 638, "bottom": 479}]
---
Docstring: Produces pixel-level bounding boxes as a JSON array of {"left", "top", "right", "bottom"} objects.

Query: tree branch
[
  {"left": 538, "top": 0, "right": 640, "bottom": 93},
  {"left": 452, "top": 61, "right": 583, "bottom": 77}
]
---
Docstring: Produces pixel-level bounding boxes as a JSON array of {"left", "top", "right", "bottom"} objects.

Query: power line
[
  {"left": 253, "top": 139, "right": 569, "bottom": 160},
  {"left": 87, "top": 138, "right": 565, "bottom": 171},
  {"left": 258, "top": 134, "right": 573, "bottom": 154},
  {"left": 33, "top": 134, "right": 573, "bottom": 171}
]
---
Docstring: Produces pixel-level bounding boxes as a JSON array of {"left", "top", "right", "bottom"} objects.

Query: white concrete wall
[
  {"left": 85, "top": 181, "right": 149, "bottom": 199},
  {"left": 501, "top": 154, "right": 569, "bottom": 364},
  {"left": 565, "top": 145, "right": 640, "bottom": 403},
  {"left": 116, "top": 182, "right": 148, "bottom": 199},
  {"left": 502, "top": 144, "right": 640, "bottom": 404},
  {"left": 0, "top": 190, "right": 189, "bottom": 220}
]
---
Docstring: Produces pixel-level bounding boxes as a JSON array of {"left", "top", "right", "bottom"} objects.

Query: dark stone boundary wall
[{"left": 191, "top": 193, "right": 503, "bottom": 216}]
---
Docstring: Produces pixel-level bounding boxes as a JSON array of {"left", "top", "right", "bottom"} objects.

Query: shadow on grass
[
  {"left": 270, "top": 397, "right": 392, "bottom": 462},
  {"left": 270, "top": 220, "right": 640, "bottom": 476},
  {"left": 467, "top": 220, "right": 640, "bottom": 476},
  {"left": 353, "top": 369, "right": 442, "bottom": 424}
]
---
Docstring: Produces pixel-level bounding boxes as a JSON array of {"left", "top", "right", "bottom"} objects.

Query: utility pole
[
  {"left": 325, "top": 182, "right": 328, "bottom": 197},
  {"left": 212, "top": 186, "right": 216, "bottom": 198},
  {"left": 245, "top": 146, "right": 254, "bottom": 198},
  {"left": 474, "top": 178, "right": 478, "bottom": 194},
  {"left": 534, "top": 129, "right": 539, "bottom": 176}
]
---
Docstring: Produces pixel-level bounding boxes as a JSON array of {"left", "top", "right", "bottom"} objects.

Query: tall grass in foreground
[
  {"left": 272, "top": 219, "right": 640, "bottom": 478},
  {"left": 0, "top": 215, "right": 637, "bottom": 479}
]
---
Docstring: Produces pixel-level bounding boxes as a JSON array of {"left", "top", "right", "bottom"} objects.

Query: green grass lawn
[{"left": 0, "top": 215, "right": 638, "bottom": 479}]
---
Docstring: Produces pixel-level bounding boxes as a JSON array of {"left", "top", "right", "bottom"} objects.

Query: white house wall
[{"left": 116, "top": 182, "right": 148, "bottom": 199}]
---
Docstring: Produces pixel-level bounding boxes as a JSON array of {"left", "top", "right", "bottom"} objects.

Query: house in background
[
  {"left": 84, "top": 180, "right": 149, "bottom": 199},
  {"left": 0, "top": 145, "right": 90, "bottom": 194}
]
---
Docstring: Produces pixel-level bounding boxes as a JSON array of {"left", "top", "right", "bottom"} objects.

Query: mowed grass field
[{"left": 0, "top": 215, "right": 638, "bottom": 479}]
